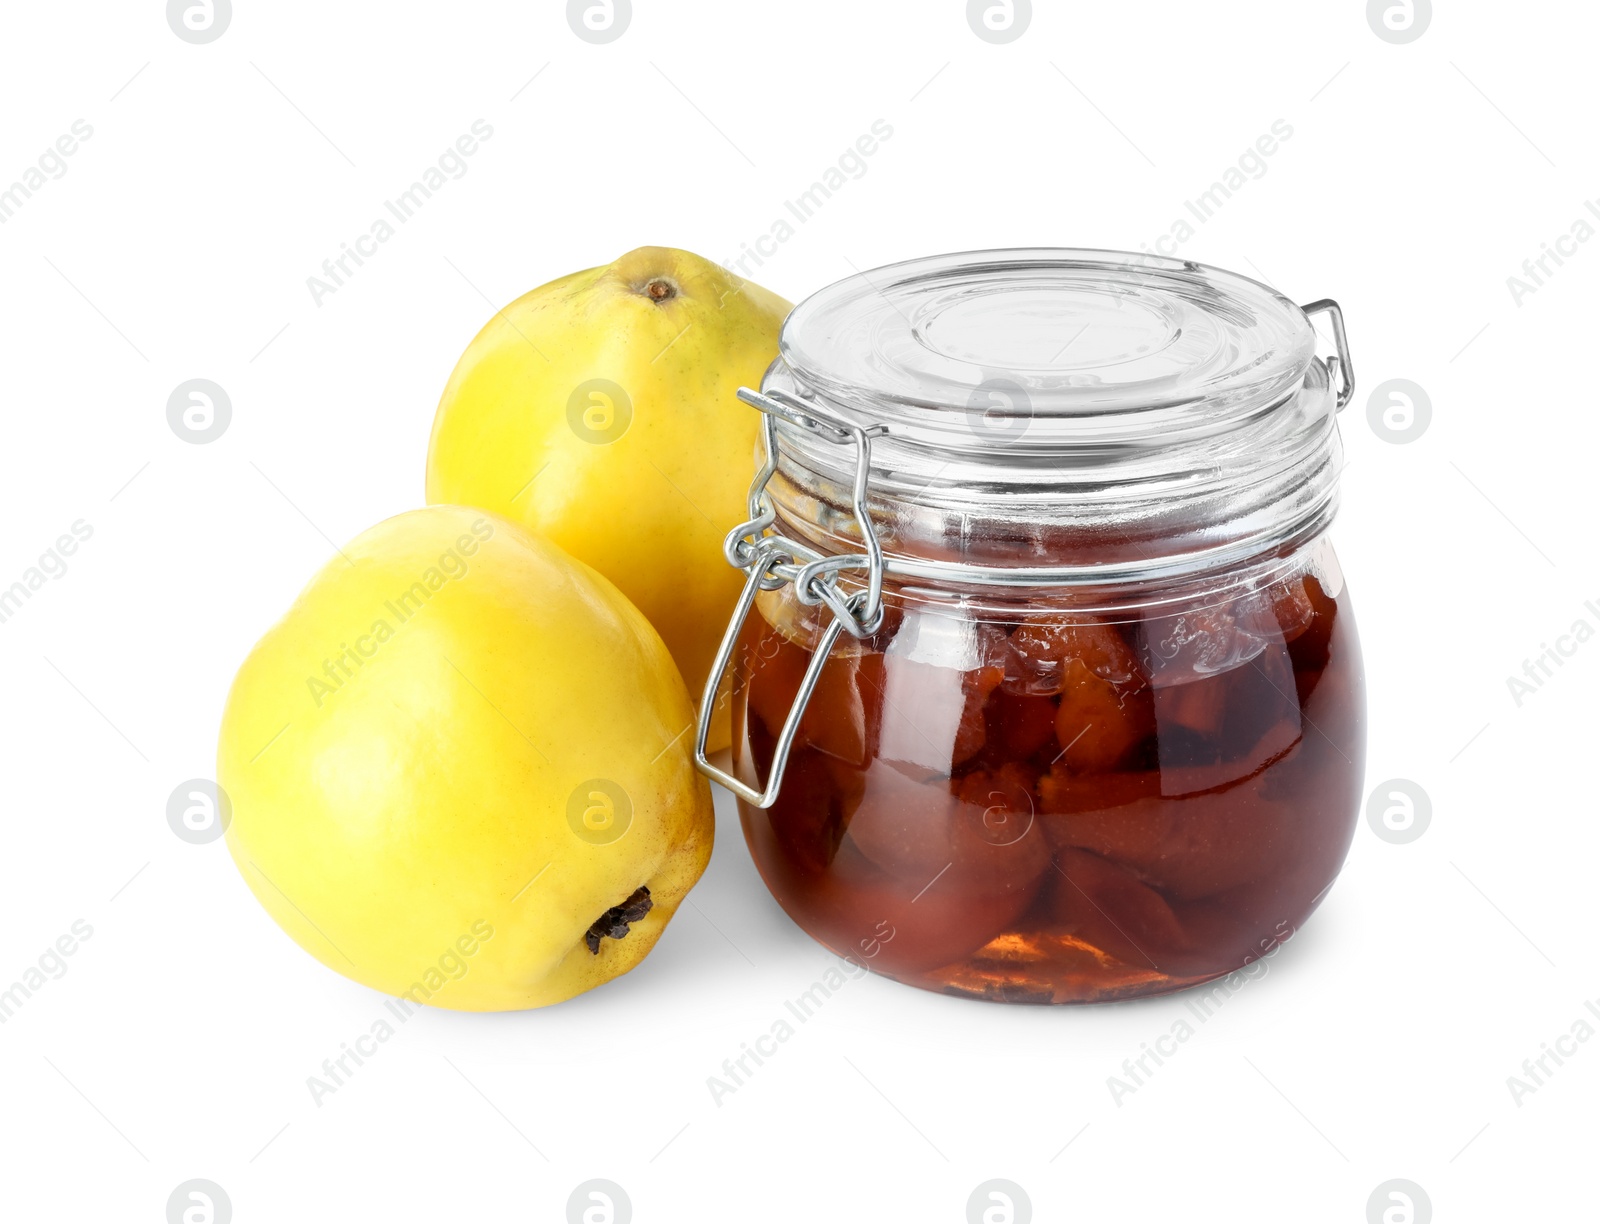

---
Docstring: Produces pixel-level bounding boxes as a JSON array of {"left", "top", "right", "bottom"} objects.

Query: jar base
[{"left": 841, "top": 928, "right": 1245, "bottom": 1006}]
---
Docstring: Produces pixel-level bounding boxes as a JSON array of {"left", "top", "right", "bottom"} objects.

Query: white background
[{"left": 1, "top": 1, "right": 1595, "bottom": 1220}]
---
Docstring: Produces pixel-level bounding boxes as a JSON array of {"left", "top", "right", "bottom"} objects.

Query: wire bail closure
[
  {"left": 1300, "top": 299, "right": 1354, "bottom": 412},
  {"left": 693, "top": 388, "right": 887, "bottom": 807}
]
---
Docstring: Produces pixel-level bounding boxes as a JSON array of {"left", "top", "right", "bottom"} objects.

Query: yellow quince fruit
[
  {"left": 216, "top": 505, "right": 712, "bottom": 1010},
  {"left": 424, "top": 247, "right": 790, "bottom": 752}
]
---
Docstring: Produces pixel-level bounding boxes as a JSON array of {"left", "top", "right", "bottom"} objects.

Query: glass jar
[{"left": 695, "top": 249, "right": 1365, "bottom": 1004}]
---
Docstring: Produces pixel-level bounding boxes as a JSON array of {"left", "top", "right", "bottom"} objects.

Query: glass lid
[
  {"left": 777, "top": 248, "right": 1317, "bottom": 447},
  {"left": 751, "top": 248, "right": 1350, "bottom": 590}
]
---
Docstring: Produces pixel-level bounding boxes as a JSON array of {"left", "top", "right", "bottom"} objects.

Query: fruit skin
[
  {"left": 424, "top": 247, "right": 791, "bottom": 752},
  {"left": 216, "top": 505, "right": 713, "bottom": 1011}
]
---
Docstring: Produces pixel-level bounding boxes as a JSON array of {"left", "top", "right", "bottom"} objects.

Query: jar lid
[
  {"left": 755, "top": 248, "right": 1349, "bottom": 592},
  {"left": 779, "top": 248, "right": 1316, "bottom": 446}
]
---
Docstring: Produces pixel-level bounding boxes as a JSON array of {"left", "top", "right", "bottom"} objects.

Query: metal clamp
[
  {"left": 1301, "top": 299, "right": 1354, "bottom": 412},
  {"left": 693, "top": 388, "right": 887, "bottom": 807}
]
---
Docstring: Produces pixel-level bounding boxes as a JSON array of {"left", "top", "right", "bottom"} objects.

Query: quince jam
[{"left": 731, "top": 565, "right": 1364, "bottom": 1003}]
